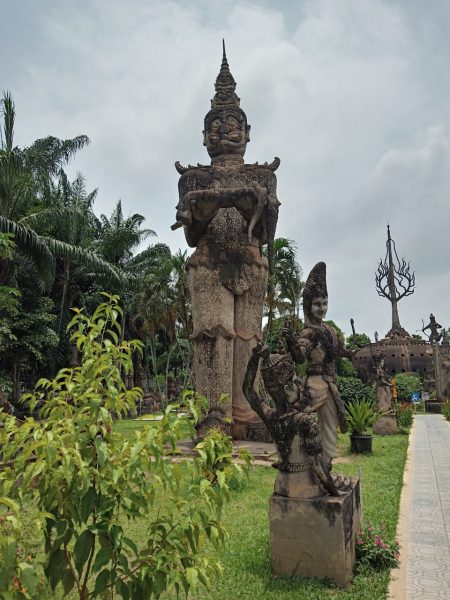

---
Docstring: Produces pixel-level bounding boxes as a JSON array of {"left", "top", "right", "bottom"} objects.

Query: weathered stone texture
[{"left": 269, "top": 479, "right": 361, "bottom": 587}]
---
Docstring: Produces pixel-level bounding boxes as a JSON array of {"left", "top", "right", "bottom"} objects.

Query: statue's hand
[
  {"left": 252, "top": 342, "right": 270, "bottom": 360},
  {"left": 281, "top": 327, "right": 296, "bottom": 345},
  {"left": 184, "top": 190, "right": 221, "bottom": 223}
]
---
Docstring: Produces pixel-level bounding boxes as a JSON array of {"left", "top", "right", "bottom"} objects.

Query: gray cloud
[{"left": 1, "top": 0, "right": 449, "bottom": 338}]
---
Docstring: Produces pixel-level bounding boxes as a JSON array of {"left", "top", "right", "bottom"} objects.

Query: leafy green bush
[
  {"left": 0, "top": 295, "right": 247, "bottom": 599},
  {"left": 394, "top": 373, "right": 421, "bottom": 403},
  {"left": 441, "top": 403, "right": 450, "bottom": 421},
  {"left": 338, "top": 376, "right": 375, "bottom": 406},
  {"left": 396, "top": 403, "right": 414, "bottom": 432},
  {"left": 356, "top": 522, "right": 400, "bottom": 570}
]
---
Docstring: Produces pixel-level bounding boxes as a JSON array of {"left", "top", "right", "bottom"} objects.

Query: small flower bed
[{"left": 356, "top": 522, "right": 400, "bottom": 570}]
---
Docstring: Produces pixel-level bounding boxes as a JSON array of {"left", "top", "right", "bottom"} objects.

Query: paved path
[{"left": 399, "top": 415, "right": 450, "bottom": 599}]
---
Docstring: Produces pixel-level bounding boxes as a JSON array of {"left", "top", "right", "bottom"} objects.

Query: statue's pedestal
[
  {"left": 269, "top": 479, "right": 361, "bottom": 587},
  {"left": 373, "top": 414, "right": 397, "bottom": 435}
]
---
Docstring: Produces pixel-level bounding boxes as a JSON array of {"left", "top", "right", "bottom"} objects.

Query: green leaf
[
  {"left": 95, "top": 438, "right": 108, "bottom": 466},
  {"left": 186, "top": 567, "right": 199, "bottom": 589},
  {"left": 18, "top": 563, "right": 38, "bottom": 595},
  {"left": 44, "top": 548, "right": 66, "bottom": 590},
  {"left": 122, "top": 536, "right": 138, "bottom": 556},
  {"left": 80, "top": 487, "right": 97, "bottom": 522},
  {"left": 61, "top": 566, "right": 76, "bottom": 596},
  {"left": 116, "top": 579, "right": 130, "bottom": 600},
  {"left": 94, "top": 568, "right": 110, "bottom": 594},
  {"left": 73, "top": 530, "right": 94, "bottom": 576},
  {"left": 92, "top": 545, "right": 112, "bottom": 573}
]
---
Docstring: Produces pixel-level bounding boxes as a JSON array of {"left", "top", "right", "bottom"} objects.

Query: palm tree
[
  {"left": 133, "top": 246, "right": 192, "bottom": 402},
  {"left": 264, "top": 238, "right": 303, "bottom": 339},
  {"left": 0, "top": 91, "right": 124, "bottom": 289},
  {"left": 94, "top": 200, "right": 155, "bottom": 269}
]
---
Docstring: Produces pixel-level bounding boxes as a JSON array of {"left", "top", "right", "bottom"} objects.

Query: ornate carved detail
[{"left": 243, "top": 343, "right": 342, "bottom": 496}]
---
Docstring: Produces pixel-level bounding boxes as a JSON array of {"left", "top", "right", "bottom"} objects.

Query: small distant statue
[
  {"left": 370, "top": 350, "right": 397, "bottom": 434},
  {"left": 422, "top": 314, "right": 442, "bottom": 344},
  {"left": 283, "top": 262, "right": 353, "bottom": 471},
  {"left": 243, "top": 342, "right": 343, "bottom": 496},
  {"left": 374, "top": 331, "right": 379, "bottom": 343}
]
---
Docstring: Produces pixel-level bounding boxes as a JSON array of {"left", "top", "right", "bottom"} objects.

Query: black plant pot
[{"left": 350, "top": 434, "right": 373, "bottom": 454}]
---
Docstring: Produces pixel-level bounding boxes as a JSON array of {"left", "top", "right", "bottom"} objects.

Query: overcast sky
[{"left": 2, "top": 0, "right": 449, "bottom": 339}]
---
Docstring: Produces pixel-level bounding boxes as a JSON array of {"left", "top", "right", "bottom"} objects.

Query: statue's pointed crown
[
  {"left": 304, "top": 261, "right": 328, "bottom": 300},
  {"left": 261, "top": 352, "right": 295, "bottom": 392},
  {"left": 210, "top": 39, "right": 241, "bottom": 109}
]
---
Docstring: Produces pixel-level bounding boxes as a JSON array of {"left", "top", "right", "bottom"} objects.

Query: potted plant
[{"left": 346, "top": 399, "right": 383, "bottom": 453}]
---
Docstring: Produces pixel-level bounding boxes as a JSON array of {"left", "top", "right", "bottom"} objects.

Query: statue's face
[
  {"left": 310, "top": 296, "right": 328, "bottom": 321},
  {"left": 203, "top": 110, "right": 250, "bottom": 158}
]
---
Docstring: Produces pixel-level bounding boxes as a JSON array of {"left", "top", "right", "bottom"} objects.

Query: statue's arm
[
  {"left": 242, "top": 345, "right": 273, "bottom": 422},
  {"left": 174, "top": 172, "right": 221, "bottom": 246},
  {"left": 283, "top": 328, "right": 312, "bottom": 364},
  {"left": 337, "top": 341, "right": 355, "bottom": 360}
]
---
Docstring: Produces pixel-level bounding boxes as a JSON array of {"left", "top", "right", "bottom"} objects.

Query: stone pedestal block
[
  {"left": 373, "top": 414, "right": 397, "bottom": 435},
  {"left": 269, "top": 479, "right": 361, "bottom": 587}
]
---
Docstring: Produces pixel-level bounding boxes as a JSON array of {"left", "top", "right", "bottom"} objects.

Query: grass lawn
[
  {"left": 116, "top": 428, "right": 408, "bottom": 600},
  {"left": 114, "top": 417, "right": 193, "bottom": 440},
  {"left": 170, "top": 433, "right": 409, "bottom": 600},
  {"left": 17, "top": 425, "right": 409, "bottom": 600}
]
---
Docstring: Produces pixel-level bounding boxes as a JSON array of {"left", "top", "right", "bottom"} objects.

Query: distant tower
[{"left": 375, "top": 225, "right": 415, "bottom": 338}]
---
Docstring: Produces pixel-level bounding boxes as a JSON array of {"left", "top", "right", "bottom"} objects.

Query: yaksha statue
[
  {"left": 172, "top": 43, "right": 280, "bottom": 440},
  {"left": 283, "top": 262, "right": 353, "bottom": 470},
  {"left": 243, "top": 342, "right": 344, "bottom": 497}
]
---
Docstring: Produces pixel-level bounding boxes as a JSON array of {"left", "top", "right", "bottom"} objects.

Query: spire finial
[{"left": 210, "top": 40, "right": 240, "bottom": 109}]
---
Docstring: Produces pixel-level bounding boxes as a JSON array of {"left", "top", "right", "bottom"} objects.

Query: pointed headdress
[
  {"left": 204, "top": 40, "right": 248, "bottom": 131},
  {"left": 261, "top": 352, "right": 295, "bottom": 397},
  {"left": 302, "top": 262, "right": 328, "bottom": 319}
]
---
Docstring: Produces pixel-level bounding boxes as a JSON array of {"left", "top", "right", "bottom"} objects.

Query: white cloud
[{"left": 3, "top": 0, "right": 449, "bottom": 337}]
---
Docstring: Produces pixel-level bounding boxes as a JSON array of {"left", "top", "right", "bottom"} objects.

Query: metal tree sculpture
[{"left": 375, "top": 225, "right": 415, "bottom": 337}]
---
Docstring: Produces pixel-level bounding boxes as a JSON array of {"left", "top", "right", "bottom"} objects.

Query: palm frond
[{"left": 0, "top": 215, "right": 55, "bottom": 285}]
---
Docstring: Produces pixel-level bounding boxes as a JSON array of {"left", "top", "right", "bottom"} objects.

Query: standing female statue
[
  {"left": 283, "top": 262, "right": 353, "bottom": 470},
  {"left": 370, "top": 350, "right": 397, "bottom": 434}
]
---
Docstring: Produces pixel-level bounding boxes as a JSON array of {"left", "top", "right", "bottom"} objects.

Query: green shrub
[
  {"left": 396, "top": 403, "right": 414, "bottom": 432},
  {"left": 394, "top": 373, "right": 421, "bottom": 403},
  {"left": 338, "top": 376, "right": 375, "bottom": 405},
  {"left": 441, "top": 403, "right": 450, "bottom": 421},
  {"left": 0, "top": 295, "right": 247, "bottom": 600}
]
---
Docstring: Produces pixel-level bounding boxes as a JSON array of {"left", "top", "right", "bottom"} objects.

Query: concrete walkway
[{"left": 390, "top": 414, "right": 450, "bottom": 599}]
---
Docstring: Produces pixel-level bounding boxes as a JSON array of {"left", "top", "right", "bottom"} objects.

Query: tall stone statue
[
  {"left": 283, "top": 262, "right": 352, "bottom": 469},
  {"left": 422, "top": 314, "right": 442, "bottom": 344},
  {"left": 371, "top": 350, "right": 397, "bottom": 435},
  {"left": 172, "top": 43, "right": 280, "bottom": 440}
]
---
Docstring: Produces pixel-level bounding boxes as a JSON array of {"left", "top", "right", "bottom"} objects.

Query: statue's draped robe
[{"left": 288, "top": 324, "right": 348, "bottom": 464}]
